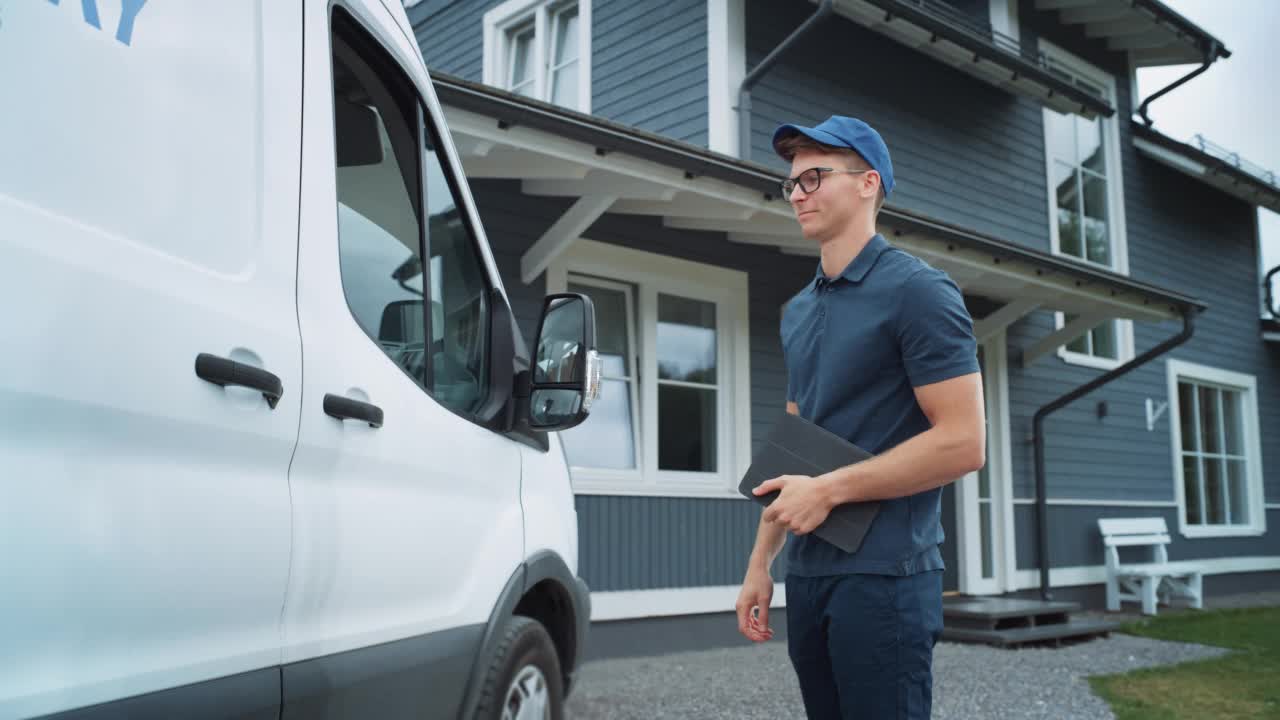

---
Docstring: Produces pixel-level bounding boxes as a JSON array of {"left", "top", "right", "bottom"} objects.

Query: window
[
  {"left": 564, "top": 277, "right": 639, "bottom": 470},
  {"left": 332, "top": 12, "right": 492, "bottom": 417},
  {"left": 1167, "top": 360, "right": 1265, "bottom": 538},
  {"left": 1040, "top": 41, "right": 1131, "bottom": 369},
  {"left": 483, "top": 0, "right": 591, "bottom": 111},
  {"left": 549, "top": 241, "right": 750, "bottom": 496}
]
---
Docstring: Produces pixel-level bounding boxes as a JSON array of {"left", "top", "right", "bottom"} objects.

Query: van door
[
  {"left": 0, "top": 2, "right": 302, "bottom": 718},
  {"left": 282, "top": 5, "right": 524, "bottom": 717}
]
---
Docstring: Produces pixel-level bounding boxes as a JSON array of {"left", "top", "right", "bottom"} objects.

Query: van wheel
[{"left": 475, "top": 615, "right": 564, "bottom": 720}]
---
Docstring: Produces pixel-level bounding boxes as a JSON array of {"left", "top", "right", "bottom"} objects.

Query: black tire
[{"left": 474, "top": 615, "right": 564, "bottom": 720}]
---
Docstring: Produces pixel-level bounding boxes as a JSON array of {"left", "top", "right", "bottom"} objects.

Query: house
[{"left": 404, "top": 0, "right": 1280, "bottom": 656}]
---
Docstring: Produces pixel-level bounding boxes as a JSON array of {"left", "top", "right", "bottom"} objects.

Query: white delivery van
[{"left": 0, "top": 2, "right": 601, "bottom": 719}]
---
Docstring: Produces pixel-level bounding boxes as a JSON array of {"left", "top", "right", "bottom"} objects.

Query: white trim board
[
  {"left": 588, "top": 558, "right": 1280, "bottom": 620},
  {"left": 706, "top": 0, "right": 744, "bottom": 156},
  {"left": 571, "top": 486, "right": 746, "bottom": 500},
  {"left": 1010, "top": 556, "right": 1280, "bottom": 592},
  {"left": 591, "top": 583, "right": 786, "bottom": 622},
  {"left": 1012, "top": 498, "right": 1179, "bottom": 508}
]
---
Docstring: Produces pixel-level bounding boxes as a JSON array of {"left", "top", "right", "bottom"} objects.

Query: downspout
[
  {"left": 1265, "top": 265, "right": 1279, "bottom": 317},
  {"left": 737, "top": 0, "right": 834, "bottom": 160},
  {"left": 1032, "top": 309, "right": 1196, "bottom": 600},
  {"left": 1137, "top": 40, "right": 1220, "bottom": 127}
]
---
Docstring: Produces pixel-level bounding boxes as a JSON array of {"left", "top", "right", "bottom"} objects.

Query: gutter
[
  {"left": 1032, "top": 310, "right": 1197, "bottom": 600},
  {"left": 737, "top": 0, "right": 834, "bottom": 160}
]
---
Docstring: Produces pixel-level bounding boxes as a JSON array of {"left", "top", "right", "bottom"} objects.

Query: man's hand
[
  {"left": 735, "top": 568, "right": 775, "bottom": 643},
  {"left": 755, "top": 475, "right": 833, "bottom": 535}
]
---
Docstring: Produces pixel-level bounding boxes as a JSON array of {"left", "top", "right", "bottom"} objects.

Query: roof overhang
[
  {"left": 433, "top": 74, "right": 1204, "bottom": 366},
  {"left": 1132, "top": 123, "right": 1280, "bottom": 214},
  {"left": 825, "top": 0, "right": 1114, "bottom": 119},
  {"left": 1037, "top": 0, "right": 1231, "bottom": 68}
]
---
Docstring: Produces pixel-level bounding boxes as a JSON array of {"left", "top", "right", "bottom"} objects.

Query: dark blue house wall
[
  {"left": 1006, "top": 8, "right": 1280, "bottom": 517},
  {"left": 594, "top": 0, "right": 709, "bottom": 145},
  {"left": 745, "top": 1, "right": 1051, "bottom": 250},
  {"left": 410, "top": 0, "right": 494, "bottom": 79},
  {"left": 410, "top": 0, "right": 709, "bottom": 145}
]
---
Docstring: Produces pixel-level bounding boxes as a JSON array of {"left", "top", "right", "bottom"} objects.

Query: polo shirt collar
[{"left": 812, "top": 233, "right": 891, "bottom": 290}]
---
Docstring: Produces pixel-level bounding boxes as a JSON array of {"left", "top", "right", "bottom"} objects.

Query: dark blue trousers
[{"left": 785, "top": 571, "right": 943, "bottom": 719}]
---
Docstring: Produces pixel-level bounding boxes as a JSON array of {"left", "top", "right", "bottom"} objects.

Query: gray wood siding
[
  {"left": 1013, "top": 506, "right": 1280, "bottom": 570},
  {"left": 593, "top": 0, "right": 709, "bottom": 145},
  {"left": 409, "top": 0, "right": 709, "bottom": 145},
  {"left": 575, "top": 496, "right": 773, "bottom": 591},
  {"left": 745, "top": 1, "right": 1052, "bottom": 251},
  {"left": 409, "top": 0, "right": 498, "bottom": 80}
]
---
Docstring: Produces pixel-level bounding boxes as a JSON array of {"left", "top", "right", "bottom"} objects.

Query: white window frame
[
  {"left": 1040, "top": 41, "right": 1132, "bottom": 370},
  {"left": 1167, "top": 359, "right": 1266, "bottom": 538},
  {"left": 482, "top": 0, "right": 592, "bottom": 112},
  {"left": 548, "top": 239, "right": 751, "bottom": 498},
  {"left": 562, "top": 275, "right": 643, "bottom": 484}
]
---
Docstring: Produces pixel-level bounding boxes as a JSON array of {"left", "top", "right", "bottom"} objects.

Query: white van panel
[
  {"left": 0, "top": 2, "right": 303, "bottom": 717},
  {"left": 281, "top": 0, "right": 524, "bottom": 665},
  {"left": 522, "top": 433, "right": 581, "bottom": 578}
]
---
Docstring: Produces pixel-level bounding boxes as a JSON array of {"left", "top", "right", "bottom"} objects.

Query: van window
[
  {"left": 330, "top": 10, "right": 491, "bottom": 416},
  {"left": 423, "top": 129, "right": 490, "bottom": 415}
]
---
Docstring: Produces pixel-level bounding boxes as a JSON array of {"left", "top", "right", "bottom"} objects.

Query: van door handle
[
  {"left": 323, "top": 394, "right": 384, "bottom": 428},
  {"left": 195, "top": 353, "right": 284, "bottom": 409}
]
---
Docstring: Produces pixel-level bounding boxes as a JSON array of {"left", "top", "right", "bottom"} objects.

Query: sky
[{"left": 1132, "top": 0, "right": 1279, "bottom": 315}]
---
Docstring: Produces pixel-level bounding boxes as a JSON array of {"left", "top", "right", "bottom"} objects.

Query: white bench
[{"left": 1098, "top": 517, "right": 1204, "bottom": 615}]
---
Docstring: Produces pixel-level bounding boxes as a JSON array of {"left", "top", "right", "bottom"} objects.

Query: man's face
[{"left": 786, "top": 147, "right": 876, "bottom": 242}]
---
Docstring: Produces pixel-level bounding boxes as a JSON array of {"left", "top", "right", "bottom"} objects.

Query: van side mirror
[{"left": 529, "top": 293, "right": 600, "bottom": 431}]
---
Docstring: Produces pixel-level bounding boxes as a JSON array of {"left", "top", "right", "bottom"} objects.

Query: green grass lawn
[{"left": 1088, "top": 606, "right": 1280, "bottom": 720}]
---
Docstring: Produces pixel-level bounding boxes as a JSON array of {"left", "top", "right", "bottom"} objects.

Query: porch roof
[
  {"left": 825, "top": 0, "right": 1115, "bottom": 119},
  {"left": 1035, "top": 0, "right": 1230, "bottom": 68},
  {"left": 815, "top": 0, "right": 1227, "bottom": 120},
  {"left": 1132, "top": 123, "right": 1280, "bottom": 214},
  {"left": 433, "top": 73, "right": 1205, "bottom": 363}
]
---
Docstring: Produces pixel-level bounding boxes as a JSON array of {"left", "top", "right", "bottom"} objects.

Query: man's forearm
[
  {"left": 748, "top": 515, "right": 788, "bottom": 573},
  {"left": 820, "top": 423, "right": 984, "bottom": 505}
]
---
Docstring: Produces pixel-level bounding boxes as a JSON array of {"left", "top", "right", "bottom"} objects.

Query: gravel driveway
[{"left": 566, "top": 634, "right": 1227, "bottom": 719}]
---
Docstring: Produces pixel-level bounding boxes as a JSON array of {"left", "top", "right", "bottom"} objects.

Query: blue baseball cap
[{"left": 772, "top": 116, "right": 895, "bottom": 197}]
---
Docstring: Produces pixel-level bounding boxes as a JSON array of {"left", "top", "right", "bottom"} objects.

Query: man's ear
[{"left": 861, "top": 171, "right": 882, "bottom": 201}]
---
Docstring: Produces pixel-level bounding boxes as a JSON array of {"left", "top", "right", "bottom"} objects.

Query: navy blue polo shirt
[{"left": 781, "top": 233, "right": 978, "bottom": 577}]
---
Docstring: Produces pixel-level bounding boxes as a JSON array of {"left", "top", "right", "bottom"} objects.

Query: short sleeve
[
  {"left": 781, "top": 303, "right": 796, "bottom": 403},
  {"left": 896, "top": 269, "right": 979, "bottom": 388}
]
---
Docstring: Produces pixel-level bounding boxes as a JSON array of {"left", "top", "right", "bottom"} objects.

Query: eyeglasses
[{"left": 781, "top": 167, "right": 871, "bottom": 201}]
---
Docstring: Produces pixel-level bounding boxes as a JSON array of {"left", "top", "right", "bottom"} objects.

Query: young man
[{"left": 734, "top": 116, "right": 986, "bottom": 719}]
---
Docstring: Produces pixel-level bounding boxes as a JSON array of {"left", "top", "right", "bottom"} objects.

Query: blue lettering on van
[{"left": 47, "top": 0, "right": 147, "bottom": 46}]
